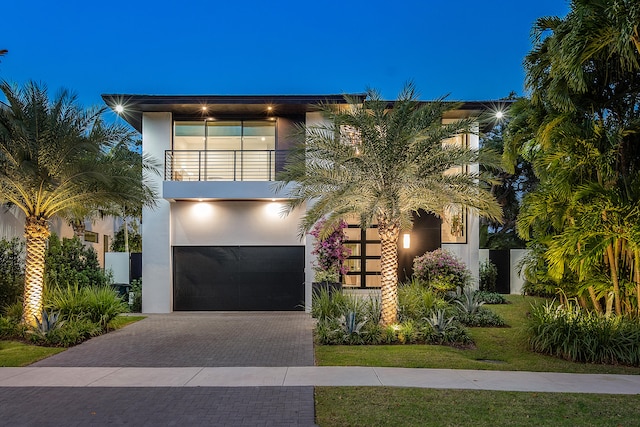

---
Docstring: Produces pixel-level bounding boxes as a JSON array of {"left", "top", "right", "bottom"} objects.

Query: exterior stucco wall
[
  {"left": 141, "top": 112, "right": 173, "bottom": 313},
  {"left": 442, "top": 127, "right": 480, "bottom": 288},
  {"left": 171, "top": 200, "right": 305, "bottom": 246}
]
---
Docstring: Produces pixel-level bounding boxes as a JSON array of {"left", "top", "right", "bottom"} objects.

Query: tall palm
[
  {"left": 0, "top": 81, "right": 152, "bottom": 325},
  {"left": 278, "top": 84, "right": 502, "bottom": 325}
]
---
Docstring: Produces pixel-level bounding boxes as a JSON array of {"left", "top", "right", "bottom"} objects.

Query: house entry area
[{"left": 173, "top": 246, "right": 305, "bottom": 311}]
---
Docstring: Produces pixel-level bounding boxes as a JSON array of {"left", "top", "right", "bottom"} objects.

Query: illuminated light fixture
[
  {"left": 495, "top": 111, "right": 504, "bottom": 119},
  {"left": 261, "top": 137, "right": 266, "bottom": 141},
  {"left": 267, "top": 106, "right": 273, "bottom": 111},
  {"left": 115, "top": 104, "right": 124, "bottom": 113},
  {"left": 403, "top": 233, "right": 411, "bottom": 249},
  {"left": 202, "top": 106, "right": 208, "bottom": 111},
  {"left": 198, "top": 198, "right": 203, "bottom": 202},
  {"left": 271, "top": 198, "right": 276, "bottom": 202}
]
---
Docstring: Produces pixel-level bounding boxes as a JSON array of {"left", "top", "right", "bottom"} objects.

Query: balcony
[{"left": 165, "top": 150, "right": 289, "bottom": 182}]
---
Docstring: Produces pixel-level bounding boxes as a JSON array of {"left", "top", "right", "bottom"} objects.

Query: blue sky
[{"left": 1, "top": 0, "right": 569, "bottom": 109}]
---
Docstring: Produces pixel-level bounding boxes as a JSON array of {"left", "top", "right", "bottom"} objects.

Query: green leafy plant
[
  {"left": 527, "top": 300, "right": 640, "bottom": 365},
  {"left": 311, "top": 287, "right": 346, "bottom": 321},
  {"left": 45, "top": 285, "right": 127, "bottom": 329},
  {"left": 339, "top": 311, "right": 367, "bottom": 336},
  {"left": 45, "top": 234, "right": 111, "bottom": 288},
  {"left": 129, "top": 279, "right": 142, "bottom": 312},
  {"left": 474, "top": 291, "right": 507, "bottom": 304},
  {"left": 38, "top": 318, "right": 102, "bottom": 347},
  {"left": 479, "top": 259, "right": 498, "bottom": 292},
  {"left": 398, "top": 279, "right": 447, "bottom": 322},
  {"left": 456, "top": 307, "right": 506, "bottom": 327},
  {"left": 454, "top": 286, "right": 485, "bottom": 315},
  {"left": 0, "top": 238, "right": 24, "bottom": 306},
  {"left": 29, "top": 309, "right": 64, "bottom": 339}
]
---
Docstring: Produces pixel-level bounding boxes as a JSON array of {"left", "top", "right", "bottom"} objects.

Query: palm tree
[
  {"left": 0, "top": 81, "right": 153, "bottom": 325},
  {"left": 278, "top": 84, "right": 502, "bottom": 325}
]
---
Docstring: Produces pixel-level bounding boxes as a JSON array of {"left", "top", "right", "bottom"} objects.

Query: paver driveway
[
  {"left": 33, "top": 312, "right": 315, "bottom": 367},
  {"left": 1, "top": 312, "right": 317, "bottom": 426}
]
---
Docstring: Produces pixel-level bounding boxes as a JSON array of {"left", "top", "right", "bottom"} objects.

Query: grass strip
[{"left": 315, "top": 387, "right": 640, "bottom": 427}]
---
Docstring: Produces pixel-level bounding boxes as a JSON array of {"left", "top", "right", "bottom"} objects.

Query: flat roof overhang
[{"left": 101, "top": 93, "right": 513, "bottom": 133}]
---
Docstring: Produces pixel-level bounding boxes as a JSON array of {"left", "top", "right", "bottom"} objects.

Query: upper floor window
[{"left": 173, "top": 120, "right": 275, "bottom": 151}]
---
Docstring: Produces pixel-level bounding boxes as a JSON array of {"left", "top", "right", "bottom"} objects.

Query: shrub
[
  {"left": 456, "top": 307, "right": 506, "bottom": 327},
  {"left": 413, "top": 249, "right": 472, "bottom": 293},
  {"left": 0, "top": 316, "right": 19, "bottom": 338},
  {"left": 479, "top": 259, "right": 498, "bottom": 292},
  {"left": 398, "top": 280, "right": 448, "bottom": 322},
  {"left": 422, "top": 309, "right": 472, "bottom": 345},
  {"left": 46, "top": 285, "right": 128, "bottom": 329},
  {"left": 527, "top": 300, "right": 640, "bottom": 365},
  {"left": 129, "top": 279, "right": 142, "bottom": 312},
  {"left": 474, "top": 291, "right": 507, "bottom": 304},
  {"left": 2, "top": 300, "right": 23, "bottom": 322},
  {"left": 0, "top": 238, "right": 24, "bottom": 306},
  {"left": 45, "top": 233, "right": 110, "bottom": 288},
  {"left": 28, "top": 318, "right": 102, "bottom": 347},
  {"left": 311, "top": 287, "right": 346, "bottom": 321}
]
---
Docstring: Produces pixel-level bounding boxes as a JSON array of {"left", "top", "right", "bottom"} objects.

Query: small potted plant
[{"left": 310, "top": 218, "right": 351, "bottom": 295}]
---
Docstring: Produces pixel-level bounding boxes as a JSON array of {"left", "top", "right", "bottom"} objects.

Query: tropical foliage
[
  {"left": 279, "top": 83, "right": 501, "bottom": 325},
  {"left": 44, "top": 233, "right": 110, "bottom": 289},
  {"left": 0, "top": 81, "right": 155, "bottom": 325},
  {"left": 528, "top": 299, "right": 640, "bottom": 365},
  {"left": 0, "top": 237, "right": 24, "bottom": 306},
  {"left": 506, "top": 0, "right": 640, "bottom": 316}
]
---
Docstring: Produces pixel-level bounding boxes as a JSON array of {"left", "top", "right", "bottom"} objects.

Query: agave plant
[
  {"left": 30, "top": 309, "right": 64, "bottom": 338},
  {"left": 454, "top": 286, "right": 485, "bottom": 315},
  {"left": 424, "top": 309, "right": 456, "bottom": 336},
  {"left": 339, "top": 311, "right": 367, "bottom": 335}
]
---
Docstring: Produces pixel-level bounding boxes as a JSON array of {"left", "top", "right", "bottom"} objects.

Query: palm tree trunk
[
  {"left": 22, "top": 217, "right": 50, "bottom": 326},
  {"left": 606, "top": 243, "right": 622, "bottom": 315},
  {"left": 588, "top": 285, "right": 603, "bottom": 314},
  {"left": 378, "top": 216, "right": 400, "bottom": 326},
  {"left": 124, "top": 217, "right": 129, "bottom": 253}
]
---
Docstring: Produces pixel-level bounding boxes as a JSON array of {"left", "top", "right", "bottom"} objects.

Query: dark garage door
[{"left": 173, "top": 246, "right": 305, "bottom": 311}]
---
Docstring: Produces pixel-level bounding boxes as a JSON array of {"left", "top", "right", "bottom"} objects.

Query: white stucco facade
[{"left": 141, "top": 112, "right": 173, "bottom": 313}]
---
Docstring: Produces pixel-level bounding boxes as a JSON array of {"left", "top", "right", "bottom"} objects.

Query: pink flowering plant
[
  {"left": 310, "top": 218, "right": 351, "bottom": 282},
  {"left": 412, "top": 248, "right": 472, "bottom": 293}
]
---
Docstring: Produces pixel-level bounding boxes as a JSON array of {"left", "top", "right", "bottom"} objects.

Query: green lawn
[
  {"left": 0, "top": 340, "right": 64, "bottom": 367},
  {"left": 315, "top": 387, "right": 640, "bottom": 427},
  {"left": 0, "top": 315, "right": 145, "bottom": 367},
  {"left": 315, "top": 295, "right": 640, "bottom": 375}
]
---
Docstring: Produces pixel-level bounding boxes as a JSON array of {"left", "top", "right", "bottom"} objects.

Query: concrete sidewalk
[{"left": 2, "top": 366, "right": 639, "bottom": 394}]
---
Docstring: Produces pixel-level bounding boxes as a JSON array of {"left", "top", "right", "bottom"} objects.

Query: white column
[{"left": 142, "top": 112, "right": 172, "bottom": 313}]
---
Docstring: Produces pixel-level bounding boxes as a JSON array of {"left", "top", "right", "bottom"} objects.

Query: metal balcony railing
[{"left": 165, "top": 150, "right": 289, "bottom": 182}]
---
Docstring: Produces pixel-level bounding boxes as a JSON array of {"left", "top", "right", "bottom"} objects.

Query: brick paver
[
  {"left": 0, "top": 387, "right": 316, "bottom": 426},
  {"left": 33, "top": 312, "right": 314, "bottom": 367},
  {"left": 6, "top": 312, "right": 317, "bottom": 426}
]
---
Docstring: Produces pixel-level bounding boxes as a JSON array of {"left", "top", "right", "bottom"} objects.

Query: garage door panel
[{"left": 173, "top": 246, "right": 304, "bottom": 311}]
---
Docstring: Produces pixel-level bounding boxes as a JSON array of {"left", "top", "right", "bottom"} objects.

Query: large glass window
[{"left": 171, "top": 120, "right": 277, "bottom": 181}]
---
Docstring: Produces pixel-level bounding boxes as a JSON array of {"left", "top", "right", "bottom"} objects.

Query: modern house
[{"left": 101, "top": 93, "right": 496, "bottom": 313}]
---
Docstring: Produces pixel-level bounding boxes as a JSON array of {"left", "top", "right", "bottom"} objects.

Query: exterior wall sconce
[{"left": 403, "top": 233, "right": 411, "bottom": 249}]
